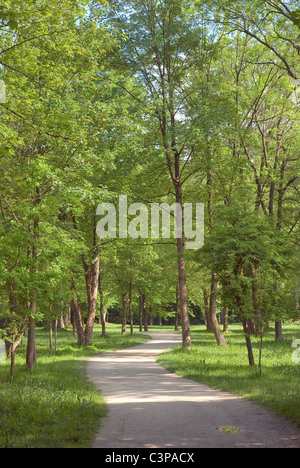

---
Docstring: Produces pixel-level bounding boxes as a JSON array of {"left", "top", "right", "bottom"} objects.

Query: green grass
[
  {"left": 2, "top": 322, "right": 299, "bottom": 447},
  {"left": 158, "top": 323, "right": 300, "bottom": 427},
  {"left": 0, "top": 325, "right": 150, "bottom": 448}
]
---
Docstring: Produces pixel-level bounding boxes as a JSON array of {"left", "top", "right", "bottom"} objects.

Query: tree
[
  {"left": 187, "top": 17, "right": 299, "bottom": 359},
  {"left": 216, "top": 0, "right": 300, "bottom": 79},
  {"left": 104, "top": 0, "right": 217, "bottom": 348},
  {"left": 0, "top": 0, "right": 118, "bottom": 364}
]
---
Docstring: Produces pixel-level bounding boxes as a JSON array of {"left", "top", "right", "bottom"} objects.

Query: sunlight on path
[{"left": 87, "top": 332, "right": 300, "bottom": 448}]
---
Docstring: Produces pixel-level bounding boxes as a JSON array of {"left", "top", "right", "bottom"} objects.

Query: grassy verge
[
  {"left": 158, "top": 323, "right": 300, "bottom": 427},
  {"left": 0, "top": 325, "right": 150, "bottom": 448}
]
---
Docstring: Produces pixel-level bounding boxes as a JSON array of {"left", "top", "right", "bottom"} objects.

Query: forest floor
[{"left": 88, "top": 331, "right": 300, "bottom": 448}]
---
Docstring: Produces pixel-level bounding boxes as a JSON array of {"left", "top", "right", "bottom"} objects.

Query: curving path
[{"left": 87, "top": 331, "right": 300, "bottom": 448}]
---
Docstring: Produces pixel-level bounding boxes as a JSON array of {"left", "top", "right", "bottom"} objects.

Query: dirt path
[{"left": 87, "top": 331, "right": 300, "bottom": 448}]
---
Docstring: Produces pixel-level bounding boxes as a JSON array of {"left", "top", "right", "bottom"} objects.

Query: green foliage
[
  {"left": 291, "top": 9, "right": 300, "bottom": 29},
  {"left": 0, "top": 0, "right": 299, "bottom": 373}
]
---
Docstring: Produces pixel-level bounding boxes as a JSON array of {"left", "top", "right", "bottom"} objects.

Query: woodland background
[{"left": 0, "top": 0, "right": 299, "bottom": 372}]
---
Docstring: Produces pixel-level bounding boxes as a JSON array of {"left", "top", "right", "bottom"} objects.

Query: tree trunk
[
  {"left": 149, "top": 313, "right": 153, "bottom": 326},
  {"left": 72, "top": 213, "right": 100, "bottom": 346},
  {"left": 10, "top": 346, "right": 15, "bottom": 377},
  {"left": 72, "top": 304, "right": 76, "bottom": 337},
  {"left": 129, "top": 281, "right": 133, "bottom": 335},
  {"left": 6, "top": 332, "right": 25, "bottom": 377},
  {"left": 58, "top": 317, "right": 65, "bottom": 329},
  {"left": 64, "top": 304, "right": 71, "bottom": 327},
  {"left": 275, "top": 283, "right": 284, "bottom": 341},
  {"left": 251, "top": 262, "right": 263, "bottom": 336},
  {"left": 100, "top": 311, "right": 106, "bottom": 337},
  {"left": 26, "top": 315, "right": 36, "bottom": 370},
  {"left": 99, "top": 265, "right": 106, "bottom": 337},
  {"left": 243, "top": 319, "right": 256, "bottom": 366},
  {"left": 122, "top": 293, "right": 128, "bottom": 335},
  {"left": 175, "top": 184, "right": 191, "bottom": 348},
  {"left": 177, "top": 231, "right": 191, "bottom": 349},
  {"left": 204, "top": 288, "right": 212, "bottom": 330},
  {"left": 72, "top": 280, "right": 85, "bottom": 346},
  {"left": 54, "top": 319, "right": 58, "bottom": 352},
  {"left": 175, "top": 285, "right": 179, "bottom": 331},
  {"left": 26, "top": 201, "right": 40, "bottom": 370},
  {"left": 139, "top": 292, "right": 143, "bottom": 332},
  {"left": 209, "top": 273, "right": 228, "bottom": 347},
  {"left": 49, "top": 321, "right": 53, "bottom": 349},
  {"left": 162, "top": 117, "right": 191, "bottom": 348},
  {"left": 223, "top": 306, "right": 229, "bottom": 333},
  {"left": 142, "top": 293, "right": 148, "bottom": 332},
  {"left": 83, "top": 250, "right": 100, "bottom": 346},
  {"left": 275, "top": 321, "right": 284, "bottom": 341},
  {"left": 235, "top": 260, "right": 255, "bottom": 366}
]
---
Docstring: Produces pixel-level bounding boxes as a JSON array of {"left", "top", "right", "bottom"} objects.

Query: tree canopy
[{"left": 0, "top": 0, "right": 299, "bottom": 371}]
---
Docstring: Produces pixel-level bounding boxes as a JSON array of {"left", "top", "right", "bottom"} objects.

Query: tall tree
[
  {"left": 104, "top": 0, "right": 219, "bottom": 348},
  {"left": 0, "top": 0, "right": 117, "bottom": 363}
]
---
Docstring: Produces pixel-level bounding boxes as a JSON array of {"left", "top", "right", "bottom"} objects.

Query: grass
[
  {"left": 158, "top": 323, "right": 300, "bottom": 427},
  {"left": 1, "top": 322, "right": 299, "bottom": 447},
  {"left": 0, "top": 324, "right": 150, "bottom": 448},
  {"left": 217, "top": 426, "right": 240, "bottom": 434}
]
